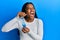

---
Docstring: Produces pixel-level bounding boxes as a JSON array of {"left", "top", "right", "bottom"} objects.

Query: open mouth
[{"left": 30, "top": 12, "right": 35, "bottom": 16}]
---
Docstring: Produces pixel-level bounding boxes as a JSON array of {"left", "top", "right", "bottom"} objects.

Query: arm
[
  {"left": 28, "top": 19, "right": 43, "bottom": 40},
  {"left": 1, "top": 17, "right": 19, "bottom": 32}
]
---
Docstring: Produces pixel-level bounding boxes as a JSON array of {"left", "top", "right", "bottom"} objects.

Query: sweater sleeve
[
  {"left": 28, "top": 19, "right": 43, "bottom": 40},
  {"left": 1, "top": 17, "right": 19, "bottom": 32}
]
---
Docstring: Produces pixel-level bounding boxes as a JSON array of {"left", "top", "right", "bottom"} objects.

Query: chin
[{"left": 30, "top": 16, "right": 34, "bottom": 19}]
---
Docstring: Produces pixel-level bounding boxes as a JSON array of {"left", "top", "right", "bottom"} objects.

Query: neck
[{"left": 25, "top": 17, "right": 34, "bottom": 22}]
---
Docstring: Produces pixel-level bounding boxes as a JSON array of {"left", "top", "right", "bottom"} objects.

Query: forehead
[{"left": 26, "top": 4, "right": 34, "bottom": 8}]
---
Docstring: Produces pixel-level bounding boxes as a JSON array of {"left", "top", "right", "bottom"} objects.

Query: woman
[{"left": 1, "top": 2, "right": 43, "bottom": 40}]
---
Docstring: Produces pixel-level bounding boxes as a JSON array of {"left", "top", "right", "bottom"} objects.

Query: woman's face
[{"left": 25, "top": 4, "right": 35, "bottom": 19}]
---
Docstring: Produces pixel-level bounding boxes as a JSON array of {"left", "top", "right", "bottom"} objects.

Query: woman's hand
[
  {"left": 22, "top": 27, "right": 30, "bottom": 33},
  {"left": 17, "top": 12, "right": 27, "bottom": 17}
]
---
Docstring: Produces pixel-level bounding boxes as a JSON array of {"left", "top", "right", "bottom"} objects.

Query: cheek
[
  {"left": 27, "top": 10, "right": 31, "bottom": 15},
  {"left": 27, "top": 9, "right": 30, "bottom": 13},
  {"left": 26, "top": 10, "right": 30, "bottom": 16}
]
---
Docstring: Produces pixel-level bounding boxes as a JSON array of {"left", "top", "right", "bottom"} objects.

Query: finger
[
  {"left": 22, "top": 28, "right": 28, "bottom": 32},
  {"left": 23, "top": 13, "right": 27, "bottom": 17},
  {"left": 26, "top": 27, "right": 29, "bottom": 30},
  {"left": 23, "top": 27, "right": 30, "bottom": 32},
  {"left": 17, "top": 12, "right": 22, "bottom": 17},
  {"left": 24, "top": 28, "right": 30, "bottom": 32},
  {"left": 22, "top": 29, "right": 26, "bottom": 33}
]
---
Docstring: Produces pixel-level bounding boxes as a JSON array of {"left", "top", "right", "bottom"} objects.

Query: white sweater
[{"left": 1, "top": 17, "right": 43, "bottom": 40}]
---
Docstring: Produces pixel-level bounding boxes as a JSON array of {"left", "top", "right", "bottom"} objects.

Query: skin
[
  {"left": 25, "top": 4, "right": 35, "bottom": 22},
  {"left": 18, "top": 4, "right": 35, "bottom": 33}
]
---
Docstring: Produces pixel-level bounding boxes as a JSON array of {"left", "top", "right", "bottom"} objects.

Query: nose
[{"left": 31, "top": 8, "right": 35, "bottom": 12}]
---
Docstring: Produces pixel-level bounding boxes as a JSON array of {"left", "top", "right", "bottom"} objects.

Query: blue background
[{"left": 0, "top": 0, "right": 60, "bottom": 40}]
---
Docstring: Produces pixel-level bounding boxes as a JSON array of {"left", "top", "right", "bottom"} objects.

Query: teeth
[{"left": 31, "top": 12, "right": 34, "bottom": 13}]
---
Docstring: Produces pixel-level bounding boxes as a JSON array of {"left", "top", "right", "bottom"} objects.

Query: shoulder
[{"left": 34, "top": 18, "right": 43, "bottom": 24}]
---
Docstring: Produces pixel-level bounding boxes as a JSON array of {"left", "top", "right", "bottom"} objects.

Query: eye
[{"left": 25, "top": 8, "right": 29, "bottom": 10}]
